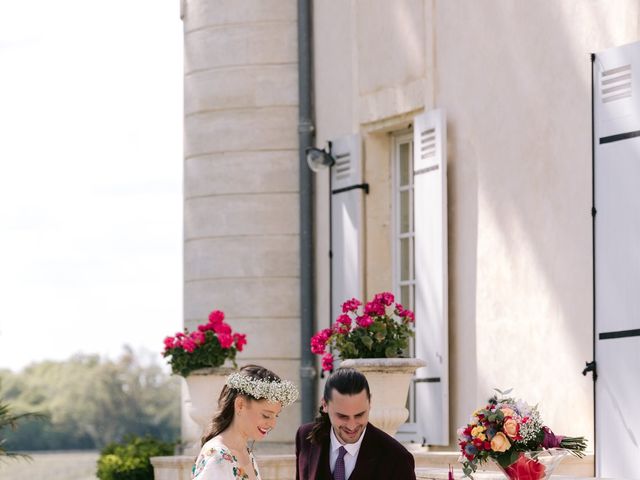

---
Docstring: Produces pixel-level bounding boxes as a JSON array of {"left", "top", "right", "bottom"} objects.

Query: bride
[{"left": 192, "top": 364, "right": 299, "bottom": 480}]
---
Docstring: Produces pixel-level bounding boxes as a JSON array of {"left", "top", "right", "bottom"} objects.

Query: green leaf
[
  {"left": 384, "top": 347, "right": 397, "bottom": 358},
  {"left": 361, "top": 336, "right": 373, "bottom": 349},
  {"left": 496, "top": 449, "right": 519, "bottom": 468}
]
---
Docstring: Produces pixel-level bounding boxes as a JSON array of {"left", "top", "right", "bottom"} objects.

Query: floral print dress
[{"left": 192, "top": 440, "right": 261, "bottom": 480}]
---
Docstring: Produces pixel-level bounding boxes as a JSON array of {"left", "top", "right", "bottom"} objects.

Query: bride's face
[{"left": 236, "top": 397, "right": 282, "bottom": 441}]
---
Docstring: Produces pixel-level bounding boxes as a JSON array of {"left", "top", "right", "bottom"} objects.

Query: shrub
[{"left": 96, "top": 435, "right": 175, "bottom": 480}]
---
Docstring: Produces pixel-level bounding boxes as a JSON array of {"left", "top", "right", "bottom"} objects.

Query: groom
[{"left": 295, "top": 367, "right": 416, "bottom": 480}]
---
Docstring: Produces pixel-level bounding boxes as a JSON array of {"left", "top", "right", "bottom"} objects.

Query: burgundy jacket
[{"left": 295, "top": 422, "right": 416, "bottom": 480}]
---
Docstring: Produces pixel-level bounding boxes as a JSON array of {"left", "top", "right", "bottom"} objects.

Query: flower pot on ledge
[
  {"left": 183, "top": 366, "right": 236, "bottom": 454},
  {"left": 340, "top": 357, "right": 426, "bottom": 437}
]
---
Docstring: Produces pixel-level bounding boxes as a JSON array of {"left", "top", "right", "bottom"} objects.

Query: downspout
[{"left": 297, "top": 0, "right": 317, "bottom": 423}]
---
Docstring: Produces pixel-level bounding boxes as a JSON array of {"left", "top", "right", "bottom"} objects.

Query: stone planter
[
  {"left": 341, "top": 357, "right": 426, "bottom": 437},
  {"left": 183, "top": 366, "right": 236, "bottom": 453}
]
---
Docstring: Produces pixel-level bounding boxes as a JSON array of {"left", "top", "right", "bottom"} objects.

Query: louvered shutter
[
  {"left": 593, "top": 41, "right": 640, "bottom": 479},
  {"left": 413, "top": 109, "right": 449, "bottom": 445},
  {"left": 330, "top": 134, "right": 364, "bottom": 323}
]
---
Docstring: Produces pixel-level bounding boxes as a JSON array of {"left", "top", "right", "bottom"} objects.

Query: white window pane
[
  {"left": 400, "top": 143, "right": 410, "bottom": 186},
  {"left": 401, "top": 285, "right": 410, "bottom": 307},
  {"left": 401, "top": 237, "right": 410, "bottom": 282},
  {"left": 400, "top": 190, "right": 410, "bottom": 233}
]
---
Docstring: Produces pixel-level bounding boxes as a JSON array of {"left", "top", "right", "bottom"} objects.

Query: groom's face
[{"left": 322, "top": 389, "right": 370, "bottom": 444}]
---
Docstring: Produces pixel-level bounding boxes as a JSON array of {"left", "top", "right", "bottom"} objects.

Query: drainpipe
[{"left": 297, "top": 0, "right": 317, "bottom": 423}]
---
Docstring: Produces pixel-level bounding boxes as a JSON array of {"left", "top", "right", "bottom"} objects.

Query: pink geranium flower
[
  {"left": 334, "top": 314, "right": 352, "bottom": 333},
  {"left": 181, "top": 338, "right": 197, "bottom": 353},
  {"left": 163, "top": 336, "right": 175, "bottom": 350},
  {"left": 311, "top": 328, "right": 331, "bottom": 354},
  {"left": 364, "top": 301, "right": 386, "bottom": 316},
  {"left": 373, "top": 292, "right": 395, "bottom": 306},
  {"left": 341, "top": 298, "right": 362, "bottom": 313},
  {"left": 233, "top": 333, "right": 247, "bottom": 352},
  {"left": 162, "top": 308, "right": 248, "bottom": 376},
  {"left": 356, "top": 315, "right": 373, "bottom": 328},
  {"left": 321, "top": 352, "right": 334, "bottom": 372},
  {"left": 191, "top": 331, "right": 206, "bottom": 345},
  {"left": 217, "top": 333, "right": 234, "bottom": 349},
  {"left": 208, "top": 310, "right": 225, "bottom": 325},
  {"left": 310, "top": 292, "right": 416, "bottom": 370},
  {"left": 213, "top": 321, "right": 232, "bottom": 335}
]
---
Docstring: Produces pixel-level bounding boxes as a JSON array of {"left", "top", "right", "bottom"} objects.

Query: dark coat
[{"left": 295, "top": 422, "right": 416, "bottom": 480}]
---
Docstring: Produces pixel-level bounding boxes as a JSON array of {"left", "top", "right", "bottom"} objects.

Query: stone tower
[{"left": 182, "top": 0, "right": 301, "bottom": 445}]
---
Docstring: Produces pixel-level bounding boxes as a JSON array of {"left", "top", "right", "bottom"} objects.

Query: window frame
[{"left": 390, "top": 129, "right": 420, "bottom": 442}]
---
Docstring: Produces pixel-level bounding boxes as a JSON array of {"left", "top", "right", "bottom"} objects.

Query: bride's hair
[
  {"left": 200, "top": 364, "right": 282, "bottom": 446},
  {"left": 307, "top": 367, "right": 370, "bottom": 444}
]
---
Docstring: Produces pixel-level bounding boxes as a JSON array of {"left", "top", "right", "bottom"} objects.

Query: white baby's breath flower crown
[{"left": 226, "top": 372, "right": 299, "bottom": 407}]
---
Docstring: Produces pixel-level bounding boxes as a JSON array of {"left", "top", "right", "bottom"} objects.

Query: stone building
[{"left": 179, "top": 1, "right": 640, "bottom": 477}]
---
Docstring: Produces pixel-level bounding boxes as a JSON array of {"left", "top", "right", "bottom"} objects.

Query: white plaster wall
[
  {"left": 311, "top": 1, "right": 358, "bottom": 338},
  {"left": 182, "top": 0, "right": 300, "bottom": 444},
  {"left": 436, "top": 0, "right": 640, "bottom": 451},
  {"left": 312, "top": 0, "right": 640, "bottom": 451}
]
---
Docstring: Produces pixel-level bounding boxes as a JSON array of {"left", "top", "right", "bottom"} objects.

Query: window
[
  {"left": 393, "top": 132, "right": 415, "bottom": 313},
  {"left": 392, "top": 130, "right": 419, "bottom": 439}
]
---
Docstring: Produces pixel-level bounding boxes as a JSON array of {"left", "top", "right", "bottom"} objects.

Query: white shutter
[
  {"left": 330, "top": 134, "right": 364, "bottom": 323},
  {"left": 413, "top": 109, "right": 449, "bottom": 445},
  {"left": 593, "top": 41, "right": 640, "bottom": 479}
]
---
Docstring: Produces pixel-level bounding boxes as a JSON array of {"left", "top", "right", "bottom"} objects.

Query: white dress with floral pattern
[{"left": 192, "top": 440, "right": 261, "bottom": 480}]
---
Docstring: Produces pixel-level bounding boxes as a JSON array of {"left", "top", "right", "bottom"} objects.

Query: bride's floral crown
[{"left": 226, "top": 372, "right": 299, "bottom": 407}]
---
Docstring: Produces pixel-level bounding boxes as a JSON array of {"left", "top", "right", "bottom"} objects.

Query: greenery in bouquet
[
  {"left": 310, "top": 292, "right": 415, "bottom": 372},
  {"left": 162, "top": 310, "right": 247, "bottom": 377},
  {"left": 457, "top": 389, "right": 587, "bottom": 479}
]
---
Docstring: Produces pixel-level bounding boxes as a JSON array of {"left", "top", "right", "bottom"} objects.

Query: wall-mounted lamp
[{"left": 305, "top": 144, "right": 335, "bottom": 173}]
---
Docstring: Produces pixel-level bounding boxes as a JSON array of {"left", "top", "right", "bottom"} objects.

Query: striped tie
[{"left": 333, "top": 446, "right": 347, "bottom": 480}]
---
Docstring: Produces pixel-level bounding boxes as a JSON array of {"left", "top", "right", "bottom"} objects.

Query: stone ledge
[
  {"left": 152, "top": 451, "right": 596, "bottom": 480},
  {"left": 151, "top": 454, "right": 296, "bottom": 480},
  {"left": 412, "top": 451, "right": 594, "bottom": 477},
  {"left": 416, "top": 468, "right": 598, "bottom": 480}
]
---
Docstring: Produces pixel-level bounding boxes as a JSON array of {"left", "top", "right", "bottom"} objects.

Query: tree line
[{"left": 0, "top": 347, "right": 180, "bottom": 451}]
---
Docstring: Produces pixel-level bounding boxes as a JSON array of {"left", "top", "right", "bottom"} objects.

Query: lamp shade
[{"left": 306, "top": 147, "right": 335, "bottom": 172}]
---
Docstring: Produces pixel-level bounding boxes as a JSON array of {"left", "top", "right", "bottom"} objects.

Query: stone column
[{"left": 182, "top": 0, "right": 300, "bottom": 445}]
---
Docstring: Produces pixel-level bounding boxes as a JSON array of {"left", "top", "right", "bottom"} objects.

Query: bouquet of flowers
[
  {"left": 457, "top": 389, "right": 586, "bottom": 480},
  {"left": 162, "top": 310, "right": 247, "bottom": 377},
  {"left": 310, "top": 291, "right": 415, "bottom": 372}
]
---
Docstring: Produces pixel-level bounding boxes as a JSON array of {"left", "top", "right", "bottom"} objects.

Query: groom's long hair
[{"left": 307, "top": 367, "right": 371, "bottom": 444}]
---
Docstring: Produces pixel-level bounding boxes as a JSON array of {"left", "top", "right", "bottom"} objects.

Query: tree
[
  {"left": 0, "top": 347, "right": 180, "bottom": 451},
  {"left": 0, "top": 395, "right": 47, "bottom": 460}
]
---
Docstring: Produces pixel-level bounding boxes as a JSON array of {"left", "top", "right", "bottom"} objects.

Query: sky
[{"left": 0, "top": 0, "right": 183, "bottom": 371}]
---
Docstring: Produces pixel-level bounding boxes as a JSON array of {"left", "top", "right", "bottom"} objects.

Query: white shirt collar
[{"left": 329, "top": 424, "right": 366, "bottom": 457}]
